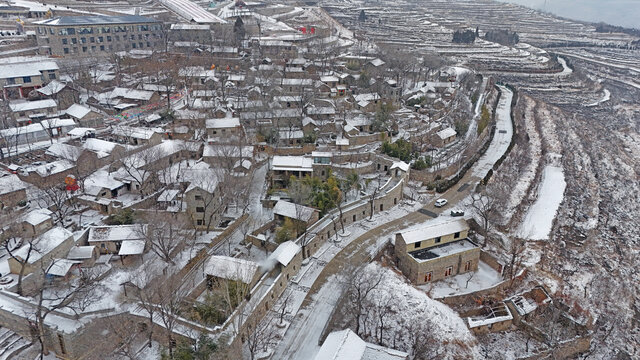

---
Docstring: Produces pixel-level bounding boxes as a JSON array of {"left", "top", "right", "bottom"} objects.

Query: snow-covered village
[{"left": 0, "top": 0, "right": 637, "bottom": 358}]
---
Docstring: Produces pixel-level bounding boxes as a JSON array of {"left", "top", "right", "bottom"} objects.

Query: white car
[{"left": 435, "top": 198, "right": 448, "bottom": 207}]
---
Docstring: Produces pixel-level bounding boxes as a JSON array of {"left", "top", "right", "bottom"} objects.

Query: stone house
[
  {"left": 0, "top": 60, "right": 59, "bottom": 100},
  {"left": 434, "top": 127, "right": 457, "bottom": 147},
  {"left": 8, "top": 227, "right": 75, "bottom": 276},
  {"left": 0, "top": 174, "right": 28, "bottom": 209},
  {"left": 205, "top": 117, "right": 243, "bottom": 142},
  {"left": 394, "top": 218, "right": 479, "bottom": 284},
  {"left": 64, "top": 103, "right": 103, "bottom": 128},
  {"left": 111, "top": 126, "right": 163, "bottom": 146},
  {"left": 273, "top": 200, "right": 319, "bottom": 229},
  {"left": 21, "top": 208, "right": 54, "bottom": 238},
  {"left": 66, "top": 245, "right": 100, "bottom": 267},
  {"left": 87, "top": 224, "right": 146, "bottom": 254}
]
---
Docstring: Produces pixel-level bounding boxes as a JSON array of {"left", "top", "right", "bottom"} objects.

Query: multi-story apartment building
[{"left": 34, "top": 15, "right": 164, "bottom": 57}]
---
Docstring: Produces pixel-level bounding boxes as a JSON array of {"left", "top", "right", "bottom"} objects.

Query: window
[
  {"left": 464, "top": 261, "right": 471, "bottom": 272},
  {"left": 71, "top": 38, "right": 77, "bottom": 44},
  {"left": 49, "top": 71, "right": 56, "bottom": 79},
  {"left": 424, "top": 272, "right": 432, "bottom": 282},
  {"left": 82, "top": 46, "right": 87, "bottom": 52},
  {"left": 91, "top": 46, "right": 96, "bottom": 51},
  {"left": 139, "top": 42, "right": 143, "bottom": 48},
  {"left": 444, "top": 266, "right": 453, "bottom": 277},
  {"left": 435, "top": 236, "right": 441, "bottom": 243},
  {"left": 415, "top": 241, "right": 421, "bottom": 249},
  {"left": 7, "top": 78, "right": 14, "bottom": 85},
  {"left": 62, "top": 38, "right": 68, "bottom": 45},
  {"left": 353, "top": 214, "right": 356, "bottom": 222},
  {"left": 81, "top": 37, "right": 86, "bottom": 43},
  {"left": 132, "top": 43, "right": 136, "bottom": 48},
  {"left": 196, "top": 219, "right": 203, "bottom": 225},
  {"left": 196, "top": 207, "right": 204, "bottom": 213},
  {"left": 107, "top": 36, "right": 111, "bottom": 41},
  {"left": 100, "top": 45, "right": 104, "bottom": 51},
  {"left": 138, "top": 34, "right": 142, "bottom": 40},
  {"left": 63, "top": 47, "right": 69, "bottom": 54},
  {"left": 194, "top": 195, "right": 202, "bottom": 201},
  {"left": 454, "top": 232, "right": 460, "bottom": 239},
  {"left": 98, "top": 36, "right": 103, "bottom": 43},
  {"left": 22, "top": 76, "right": 31, "bottom": 83},
  {"left": 90, "top": 37, "right": 95, "bottom": 43},
  {"left": 115, "top": 35, "right": 120, "bottom": 41}
]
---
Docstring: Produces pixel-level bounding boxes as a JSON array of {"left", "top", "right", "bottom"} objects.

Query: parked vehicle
[
  {"left": 435, "top": 198, "right": 448, "bottom": 207},
  {"left": 450, "top": 209, "right": 465, "bottom": 217}
]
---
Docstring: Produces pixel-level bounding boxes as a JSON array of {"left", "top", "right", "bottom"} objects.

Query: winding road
[{"left": 272, "top": 86, "right": 515, "bottom": 359}]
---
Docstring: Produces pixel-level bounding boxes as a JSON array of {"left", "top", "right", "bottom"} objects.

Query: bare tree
[
  {"left": 467, "top": 191, "right": 497, "bottom": 246},
  {"left": 35, "top": 185, "right": 75, "bottom": 226},
  {"left": 116, "top": 145, "right": 165, "bottom": 196},
  {"left": 505, "top": 236, "right": 526, "bottom": 288},
  {"left": 3, "top": 227, "right": 35, "bottom": 296},
  {"left": 344, "top": 265, "right": 384, "bottom": 335},
  {"left": 139, "top": 212, "right": 188, "bottom": 264},
  {"left": 30, "top": 261, "right": 101, "bottom": 359},
  {"left": 156, "top": 276, "right": 187, "bottom": 359},
  {"left": 287, "top": 178, "right": 312, "bottom": 257},
  {"left": 244, "top": 315, "right": 277, "bottom": 360}
]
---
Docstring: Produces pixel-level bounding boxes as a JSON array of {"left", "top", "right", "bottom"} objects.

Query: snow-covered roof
[
  {"left": 336, "top": 138, "right": 349, "bottom": 146},
  {"left": 170, "top": 23, "right": 211, "bottom": 30},
  {"left": 158, "top": 189, "right": 180, "bottom": 202},
  {"left": 353, "top": 93, "right": 380, "bottom": 103},
  {"left": 47, "top": 259, "right": 80, "bottom": 277},
  {"left": 82, "top": 138, "right": 119, "bottom": 156},
  {"left": 368, "top": 58, "right": 385, "bottom": 67},
  {"left": 320, "top": 75, "right": 339, "bottom": 83},
  {"left": 32, "top": 160, "right": 74, "bottom": 177},
  {"left": 84, "top": 169, "right": 125, "bottom": 194},
  {"left": 467, "top": 303, "right": 513, "bottom": 328},
  {"left": 45, "top": 143, "right": 82, "bottom": 161},
  {"left": 37, "top": 80, "right": 66, "bottom": 96},
  {"left": 157, "top": 0, "right": 226, "bottom": 24},
  {"left": 67, "top": 127, "right": 95, "bottom": 138},
  {"left": 9, "top": 99, "right": 57, "bottom": 112},
  {"left": 362, "top": 343, "right": 409, "bottom": 360},
  {"left": 203, "top": 144, "right": 253, "bottom": 158},
  {"left": 0, "top": 61, "right": 58, "bottom": 80},
  {"left": 273, "top": 200, "right": 316, "bottom": 222},
  {"left": 35, "top": 15, "right": 158, "bottom": 26},
  {"left": 399, "top": 218, "right": 469, "bottom": 245},
  {"left": 390, "top": 161, "right": 409, "bottom": 172},
  {"left": 65, "top": 104, "right": 92, "bottom": 119},
  {"left": 88, "top": 224, "right": 146, "bottom": 243},
  {"left": 314, "top": 329, "right": 366, "bottom": 360},
  {"left": 13, "top": 227, "right": 73, "bottom": 263},
  {"left": 0, "top": 174, "right": 27, "bottom": 195},
  {"left": 205, "top": 255, "right": 258, "bottom": 284},
  {"left": 436, "top": 127, "right": 457, "bottom": 140},
  {"left": 118, "top": 240, "right": 146, "bottom": 255},
  {"left": 205, "top": 118, "right": 240, "bottom": 129},
  {"left": 22, "top": 208, "right": 52, "bottom": 226},
  {"left": 67, "top": 246, "right": 96, "bottom": 260},
  {"left": 112, "top": 126, "right": 161, "bottom": 140},
  {"left": 110, "top": 87, "right": 154, "bottom": 101},
  {"left": 271, "top": 156, "right": 312, "bottom": 172},
  {"left": 269, "top": 241, "right": 300, "bottom": 266}
]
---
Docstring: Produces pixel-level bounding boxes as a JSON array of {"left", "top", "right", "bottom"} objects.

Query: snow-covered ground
[
  {"left": 472, "top": 86, "right": 514, "bottom": 178},
  {"left": 517, "top": 165, "right": 566, "bottom": 240},
  {"left": 422, "top": 261, "right": 503, "bottom": 298}
]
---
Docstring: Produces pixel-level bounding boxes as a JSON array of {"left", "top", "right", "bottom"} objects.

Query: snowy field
[
  {"left": 517, "top": 165, "right": 566, "bottom": 240},
  {"left": 472, "top": 86, "right": 514, "bottom": 178}
]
